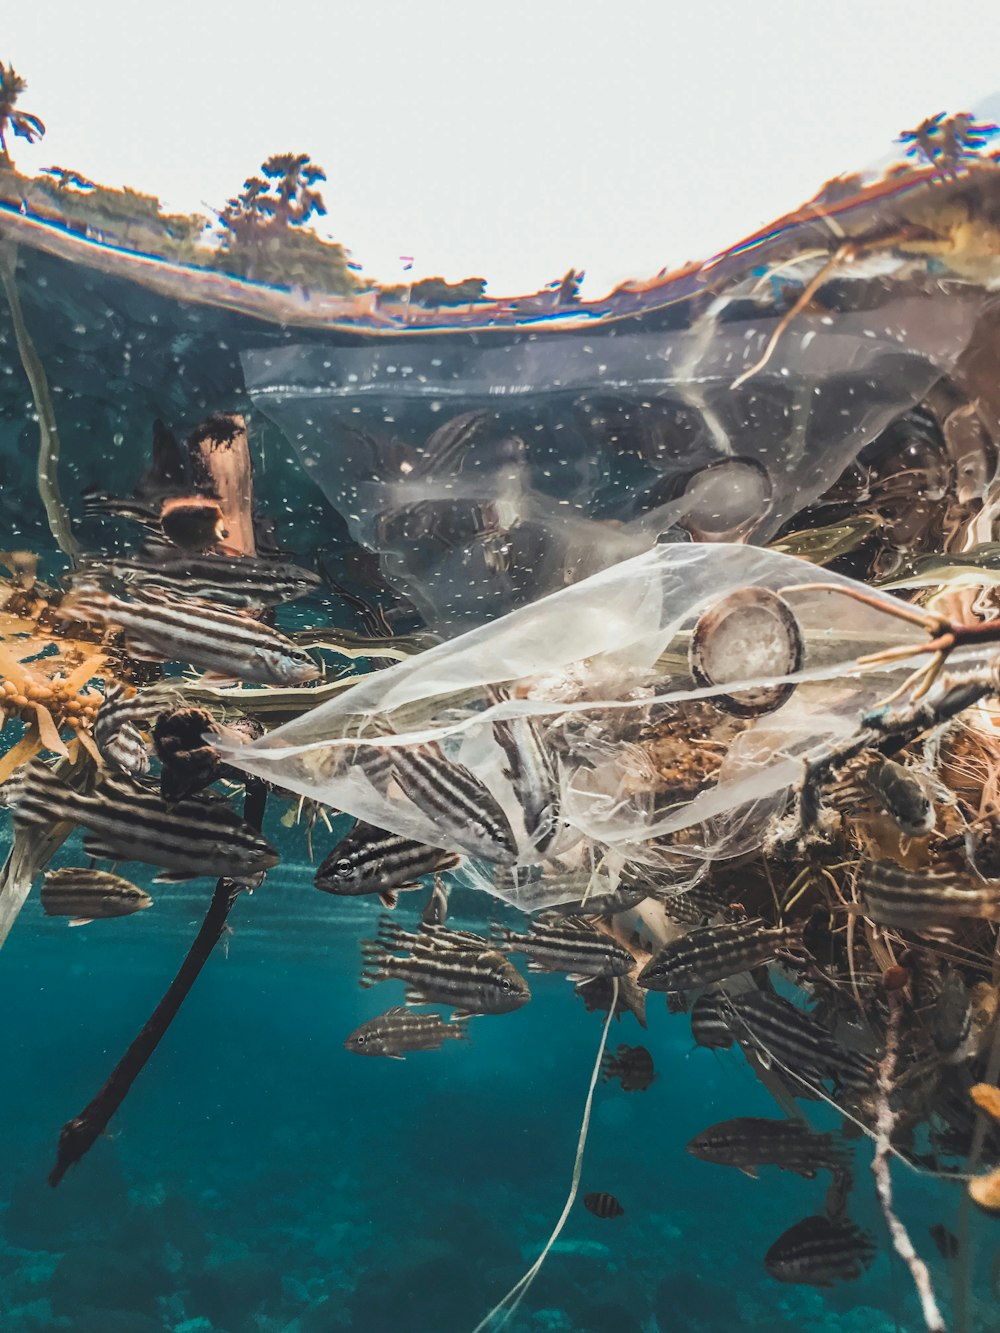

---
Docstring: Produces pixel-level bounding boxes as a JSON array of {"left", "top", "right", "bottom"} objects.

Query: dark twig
[{"left": 48, "top": 779, "right": 267, "bottom": 1187}]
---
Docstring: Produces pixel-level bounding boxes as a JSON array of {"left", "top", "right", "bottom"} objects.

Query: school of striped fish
[{"left": 10, "top": 400, "right": 1000, "bottom": 1316}]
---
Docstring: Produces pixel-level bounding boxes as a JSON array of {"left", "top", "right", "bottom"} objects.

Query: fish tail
[
  {"left": 450, "top": 1015, "right": 471, "bottom": 1040},
  {"left": 489, "top": 923, "right": 515, "bottom": 950},
  {"left": 359, "top": 941, "right": 390, "bottom": 987}
]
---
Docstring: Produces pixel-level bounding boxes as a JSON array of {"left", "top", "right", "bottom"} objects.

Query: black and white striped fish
[
  {"left": 690, "top": 991, "right": 735, "bottom": 1050},
  {"left": 60, "top": 585, "right": 319, "bottom": 686},
  {"left": 364, "top": 728, "right": 518, "bottom": 864},
  {"left": 637, "top": 919, "right": 802, "bottom": 992},
  {"left": 764, "top": 1214, "right": 876, "bottom": 1287},
  {"left": 862, "top": 757, "right": 936, "bottom": 837},
  {"left": 315, "top": 821, "right": 460, "bottom": 909},
  {"left": 492, "top": 915, "right": 636, "bottom": 978},
  {"left": 344, "top": 1006, "right": 469, "bottom": 1059},
  {"left": 41, "top": 867, "right": 153, "bottom": 925},
  {"left": 726, "top": 991, "right": 874, "bottom": 1093},
  {"left": 5, "top": 761, "right": 278, "bottom": 880},
  {"left": 359, "top": 928, "right": 530, "bottom": 1017},
  {"left": 686, "top": 1117, "right": 851, "bottom": 1179},
  {"left": 92, "top": 683, "right": 160, "bottom": 776},
  {"left": 582, "top": 1191, "right": 625, "bottom": 1220},
  {"left": 77, "top": 549, "right": 321, "bottom": 609},
  {"left": 422, "top": 876, "right": 450, "bottom": 928},
  {"left": 490, "top": 697, "right": 560, "bottom": 853},
  {"left": 856, "top": 859, "right": 1000, "bottom": 929}
]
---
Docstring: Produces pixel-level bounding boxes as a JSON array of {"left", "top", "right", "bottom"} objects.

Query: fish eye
[
  {"left": 356, "top": 1034, "right": 366, "bottom": 1045},
  {"left": 501, "top": 977, "right": 512, "bottom": 991},
  {"left": 334, "top": 859, "right": 354, "bottom": 877}
]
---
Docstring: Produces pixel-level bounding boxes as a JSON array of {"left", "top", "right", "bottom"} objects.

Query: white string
[{"left": 471, "top": 978, "right": 619, "bottom": 1333}]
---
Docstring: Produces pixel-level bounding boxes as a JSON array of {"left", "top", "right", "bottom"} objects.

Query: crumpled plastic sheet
[
  {"left": 243, "top": 284, "right": 984, "bottom": 629},
  {"left": 218, "top": 543, "right": 989, "bottom": 910}
]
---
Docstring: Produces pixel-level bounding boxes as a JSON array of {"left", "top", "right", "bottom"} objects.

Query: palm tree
[
  {"left": 0, "top": 63, "right": 45, "bottom": 168},
  {"left": 898, "top": 111, "right": 999, "bottom": 173},
  {"left": 261, "top": 153, "right": 327, "bottom": 227}
]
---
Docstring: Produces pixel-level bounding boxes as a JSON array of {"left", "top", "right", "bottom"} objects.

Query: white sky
[{"left": 7, "top": 0, "right": 1000, "bottom": 296}]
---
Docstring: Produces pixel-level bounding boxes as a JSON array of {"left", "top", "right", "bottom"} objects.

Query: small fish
[
  {"left": 41, "top": 867, "right": 153, "bottom": 925},
  {"left": 154, "top": 706, "right": 222, "bottom": 801},
  {"left": 966, "top": 817, "right": 1000, "bottom": 882},
  {"left": 686, "top": 1117, "right": 850, "bottom": 1179},
  {"left": 78, "top": 548, "right": 321, "bottom": 608},
  {"left": 857, "top": 860, "right": 1000, "bottom": 929},
  {"left": 92, "top": 683, "right": 154, "bottom": 777},
  {"left": 928, "top": 1223, "right": 959, "bottom": 1261},
  {"left": 492, "top": 916, "right": 635, "bottom": 978},
  {"left": 316, "top": 821, "right": 460, "bottom": 909},
  {"left": 490, "top": 693, "right": 560, "bottom": 853},
  {"left": 422, "top": 876, "right": 450, "bottom": 928},
  {"left": 359, "top": 930, "right": 530, "bottom": 1017},
  {"left": 344, "top": 1006, "right": 470, "bottom": 1059},
  {"left": 764, "top": 1214, "right": 876, "bottom": 1287},
  {"left": 931, "top": 971, "right": 974, "bottom": 1060},
  {"left": 690, "top": 990, "right": 735, "bottom": 1050},
  {"left": 60, "top": 585, "right": 319, "bottom": 686},
  {"left": 5, "top": 760, "right": 278, "bottom": 880},
  {"left": 637, "top": 919, "right": 801, "bottom": 992},
  {"left": 583, "top": 1192, "right": 624, "bottom": 1220},
  {"left": 726, "top": 992, "right": 873, "bottom": 1093},
  {"left": 368, "top": 727, "right": 518, "bottom": 864},
  {"left": 600, "top": 1044, "right": 656, "bottom": 1092},
  {"left": 862, "top": 757, "right": 936, "bottom": 837}
]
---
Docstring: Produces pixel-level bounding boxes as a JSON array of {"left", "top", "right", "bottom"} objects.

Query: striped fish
[
  {"left": 422, "top": 877, "right": 450, "bottom": 927},
  {"left": 344, "top": 1006, "right": 469, "bottom": 1058},
  {"left": 359, "top": 929, "right": 530, "bottom": 1017},
  {"left": 376, "top": 919, "right": 490, "bottom": 954},
  {"left": 686, "top": 1117, "right": 851, "bottom": 1179},
  {"left": 600, "top": 1044, "right": 656, "bottom": 1092},
  {"left": 637, "top": 919, "right": 802, "bottom": 992},
  {"left": 492, "top": 915, "right": 635, "bottom": 978},
  {"left": 862, "top": 758, "right": 936, "bottom": 837},
  {"left": 315, "top": 821, "right": 460, "bottom": 909},
  {"left": 41, "top": 867, "right": 153, "bottom": 924},
  {"left": 582, "top": 1192, "right": 624, "bottom": 1220},
  {"left": 92, "top": 683, "right": 158, "bottom": 776},
  {"left": 856, "top": 859, "right": 1000, "bottom": 928},
  {"left": 60, "top": 585, "right": 319, "bottom": 686},
  {"left": 78, "top": 549, "right": 321, "bottom": 608},
  {"left": 764, "top": 1214, "right": 876, "bottom": 1287},
  {"left": 490, "top": 697, "right": 560, "bottom": 853},
  {"left": 726, "top": 991, "right": 874, "bottom": 1093},
  {"left": 690, "top": 991, "right": 735, "bottom": 1050},
  {"left": 366, "top": 727, "right": 518, "bottom": 864},
  {"left": 5, "top": 761, "right": 278, "bottom": 880}
]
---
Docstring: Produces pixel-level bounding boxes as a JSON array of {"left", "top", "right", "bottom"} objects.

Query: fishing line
[
  {"left": 471, "top": 978, "right": 618, "bottom": 1333},
  {"left": 732, "top": 1009, "right": 973, "bottom": 1183}
]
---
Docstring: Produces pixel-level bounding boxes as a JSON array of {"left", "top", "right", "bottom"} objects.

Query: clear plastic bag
[
  {"left": 242, "top": 283, "right": 983, "bottom": 630},
  {"left": 219, "top": 542, "right": 978, "bottom": 905}
]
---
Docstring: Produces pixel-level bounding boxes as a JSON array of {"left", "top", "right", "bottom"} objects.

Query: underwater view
[{"left": 9, "top": 33, "right": 1000, "bottom": 1333}]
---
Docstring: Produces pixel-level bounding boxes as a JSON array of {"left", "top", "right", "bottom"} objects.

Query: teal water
[{"left": 0, "top": 839, "right": 939, "bottom": 1333}]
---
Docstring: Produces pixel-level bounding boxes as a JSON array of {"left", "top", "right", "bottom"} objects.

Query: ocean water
[{"left": 3, "top": 174, "right": 1000, "bottom": 1333}]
